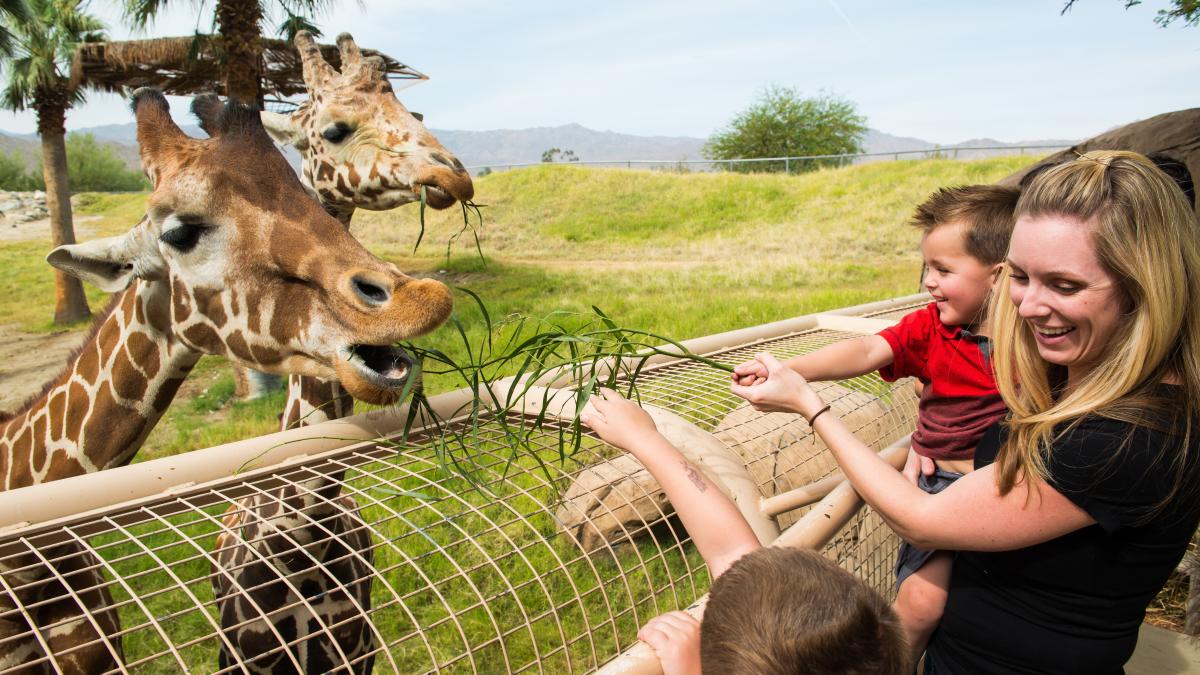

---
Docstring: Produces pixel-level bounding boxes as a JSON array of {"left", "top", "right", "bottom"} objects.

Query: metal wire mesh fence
[
  {"left": 0, "top": 299, "right": 926, "bottom": 673},
  {"left": 467, "top": 146, "right": 1069, "bottom": 176}
]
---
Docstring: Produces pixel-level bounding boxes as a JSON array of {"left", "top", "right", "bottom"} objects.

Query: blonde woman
[{"left": 732, "top": 151, "right": 1200, "bottom": 674}]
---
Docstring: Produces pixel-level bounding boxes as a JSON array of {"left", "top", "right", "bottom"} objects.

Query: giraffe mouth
[
  {"left": 345, "top": 343, "right": 414, "bottom": 388},
  {"left": 413, "top": 183, "right": 456, "bottom": 209}
]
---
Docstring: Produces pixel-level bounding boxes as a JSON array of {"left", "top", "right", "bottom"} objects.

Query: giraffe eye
[
  {"left": 410, "top": 111, "right": 424, "bottom": 122},
  {"left": 160, "top": 222, "right": 208, "bottom": 253},
  {"left": 321, "top": 123, "right": 352, "bottom": 143}
]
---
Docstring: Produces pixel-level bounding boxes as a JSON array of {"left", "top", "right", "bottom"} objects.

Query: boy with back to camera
[
  {"left": 731, "top": 184, "right": 1021, "bottom": 663},
  {"left": 581, "top": 388, "right": 908, "bottom": 675}
]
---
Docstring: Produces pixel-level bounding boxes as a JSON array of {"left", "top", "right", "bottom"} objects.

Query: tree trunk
[
  {"left": 216, "top": 0, "right": 265, "bottom": 106},
  {"left": 38, "top": 89, "right": 89, "bottom": 325}
]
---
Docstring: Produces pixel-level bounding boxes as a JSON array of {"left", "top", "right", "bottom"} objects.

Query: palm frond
[
  {"left": 122, "top": 0, "right": 172, "bottom": 29},
  {"left": 276, "top": 9, "right": 320, "bottom": 42},
  {"left": 0, "top": 0, "right": 107, "bottom": 112}
]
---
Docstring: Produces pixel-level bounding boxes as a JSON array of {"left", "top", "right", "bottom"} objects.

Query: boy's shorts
[{"left": 894, "top": 467, "right": 964, "bottom": 590}]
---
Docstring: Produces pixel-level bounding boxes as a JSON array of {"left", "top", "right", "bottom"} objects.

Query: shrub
[
  {"left": 23, "top": 133, "right": 149, "bottom": 192},
  {"left": 704, "top": 86, "right": 867, "bottom": 174},
  {"left": 0, "top": 150, "right": 35, "bottom": 190}
]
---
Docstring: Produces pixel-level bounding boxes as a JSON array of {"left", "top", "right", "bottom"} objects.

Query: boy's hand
[
  {"left": 580, "top": 388, "right": 659, "bottom": 452},
  {"left": 731, "top": 358, "right": 769, "bottom": 387},
  {"left": 901, "top": 448, "right": 937, "bottom": 484},
  {"left": 638, "top": 611, "right": 701, "bottom": 675},
  {"left": 730, "top": 353, "right": 824, "bottom": 417}
]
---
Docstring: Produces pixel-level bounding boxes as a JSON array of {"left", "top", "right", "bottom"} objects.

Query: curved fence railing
[{"left": 0, "top": 294, "right": 929, "bottom": 673}]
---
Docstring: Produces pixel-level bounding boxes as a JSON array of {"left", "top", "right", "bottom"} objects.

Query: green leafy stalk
[{"left": 378, "top": 290, "right": 734, "bottom": 492}]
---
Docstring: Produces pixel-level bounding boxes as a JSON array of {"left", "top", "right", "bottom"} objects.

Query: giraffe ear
[
  {"left": 47, "top": 232, "right": 164, "bottom": 293},
  {"left": 260, "top": 110, "right": 306, "bottom": 149}
]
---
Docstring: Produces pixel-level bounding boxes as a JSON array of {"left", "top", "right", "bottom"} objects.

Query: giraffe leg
[
  {"left": 234, "top": 365, "right": 284, "bottom": 401},
  {"left": 233, "top": 364, "right": 252, "bottom": 400},
  {"left": 0, "top": 542, "right": 121, "bottom": 673},
  {"left": 213, "top": 484, "right": 377, "bottom": 673}
]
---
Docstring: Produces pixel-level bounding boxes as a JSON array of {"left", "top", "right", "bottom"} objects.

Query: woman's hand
[
  {"left": 730, "top": 353, "right": 825, "bottom": 417},
  {"left": 580, "top": 388, "right": 660, "bottom": 453},
  {"left": 638, "top": 611, "right": 702, "bottom": 675}
]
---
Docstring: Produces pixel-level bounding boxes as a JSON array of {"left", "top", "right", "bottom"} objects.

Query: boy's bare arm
[
  {"left": 732, "top": 334, "right": 894, "bottom": 386},
  {"left": 581, "top": 389, "right": 761, "bottom": 578}
]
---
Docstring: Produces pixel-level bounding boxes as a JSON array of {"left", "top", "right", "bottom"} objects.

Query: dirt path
[
  {"left": 0, "top": 214, "right": 103, "bottom": 243},
  {"left": 0, "top": 324, "right": 86, "bottom": 412}
]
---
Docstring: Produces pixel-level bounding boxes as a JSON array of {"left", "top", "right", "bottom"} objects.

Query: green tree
[
  {"left": 0, "top": 149, "right": 32, "bottom": 189},
  {"left": 61, "top": 132, "right": 149, "bottom": 191},
  {"left": 123, "top": 0, "right": 339, "bottom": 104},
  {"left": 1, "top": 0, "right": 105, "bottom": 324},
  {"left": 1062, "top": 1, "right": 1199, "bottom": 28},
  {"left": 704, "top": 86, "right": 867, "bottom": 174}
]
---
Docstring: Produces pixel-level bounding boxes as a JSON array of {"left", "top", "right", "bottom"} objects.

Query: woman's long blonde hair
[{"left": 991, "top": 151, "right": 1200, "bottom": 508}]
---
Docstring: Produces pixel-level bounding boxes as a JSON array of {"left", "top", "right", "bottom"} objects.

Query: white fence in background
[{"left": 466, "top": 144, "right": 1070, "bottom": 175}]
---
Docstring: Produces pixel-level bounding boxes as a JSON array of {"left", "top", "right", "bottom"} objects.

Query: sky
[{"left": 0, "top": 0, "right": 1194, "bottom": 143}]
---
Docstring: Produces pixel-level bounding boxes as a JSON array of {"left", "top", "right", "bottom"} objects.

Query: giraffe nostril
[
  {"left": 352, "top": 276, "right": 390, "bottom": 306},
  {"left": 429, "top": 152, "right": 458, "bottom": 171}
]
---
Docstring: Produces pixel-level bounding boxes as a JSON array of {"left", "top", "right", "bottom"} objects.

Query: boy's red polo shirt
[{"left": 877, "top": 303, "right": 1007, "bottom": 461}]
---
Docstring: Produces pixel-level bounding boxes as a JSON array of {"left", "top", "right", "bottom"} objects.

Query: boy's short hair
[
  {"left": 700, "top": 547, "right": 908, "bottom": 675},
  {"left": 910, "top": 185, "right": 1021, "bottom": 265}
]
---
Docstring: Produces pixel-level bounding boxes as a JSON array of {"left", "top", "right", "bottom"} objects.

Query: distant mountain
[
  {"left": 0, "top": 121, "right": 1077, "bottom": 175},
  {"left": 429, "top": 123, "right": 706, "bottom": 168},
  {"left": 0, "top": 134, "right": 42, "bottom": 167}
]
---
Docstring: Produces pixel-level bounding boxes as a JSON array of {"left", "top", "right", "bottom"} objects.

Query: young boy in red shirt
[{"left": 732, "top": 184, "right": 1020, "bottom": 663}]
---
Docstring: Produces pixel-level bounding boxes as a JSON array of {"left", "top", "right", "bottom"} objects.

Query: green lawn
[{"left": 1, "top": 156, "right": 1032, "bottom": 459}]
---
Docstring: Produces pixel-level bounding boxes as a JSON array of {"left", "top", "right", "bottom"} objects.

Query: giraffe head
[
  {"left": 46, "top": 89, "right": 452, "bottom": 405},
  {"left": 257, "top": 31, "right": 473, "bottom": 214}
]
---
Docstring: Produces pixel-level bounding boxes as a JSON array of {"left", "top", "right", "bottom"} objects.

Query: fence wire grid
[{"left": 0, "top": 303, "right": 925, "bottom": 674}]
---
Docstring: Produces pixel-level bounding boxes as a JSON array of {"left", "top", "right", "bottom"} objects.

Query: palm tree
[
  {"left": 2, "top": 0, "right": 104, "bottom": 325},
  {"left": 124, "top": 0, "right": 337, "bottom": 104}
]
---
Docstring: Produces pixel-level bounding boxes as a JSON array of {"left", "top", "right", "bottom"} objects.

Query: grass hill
[{"left": 0, "top": 155, "right": 1033, "bottom": 457}]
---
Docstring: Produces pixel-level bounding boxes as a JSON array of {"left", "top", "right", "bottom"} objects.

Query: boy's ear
[{"left": 989, "top": 263, "right": 1005, "bottom": 286}]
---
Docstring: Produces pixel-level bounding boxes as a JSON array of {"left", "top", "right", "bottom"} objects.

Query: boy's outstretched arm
[
  {"left": 581, "top": 389, "right": 761, "bottom": 578},
  {"left": 732, "top": 334, "right": 894, "bottom": 387}
]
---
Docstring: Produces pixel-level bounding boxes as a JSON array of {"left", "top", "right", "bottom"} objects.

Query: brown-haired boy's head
[
  {"left": 700, "top": 547, "right": 908, "bottom": 675},
  {"left": 910, "top": 185, "right": 1021, "bottom": 265}
]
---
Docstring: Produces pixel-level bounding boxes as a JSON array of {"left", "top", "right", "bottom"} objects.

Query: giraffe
[
  {"left": 0, "top": 88, "right": 451, "bottom": 672},
  {"left": 192, "top": 33, "right": 474, "bottom": 672},
  {"left": 194, "top": 30, "right": 475, "bottom": 429}
]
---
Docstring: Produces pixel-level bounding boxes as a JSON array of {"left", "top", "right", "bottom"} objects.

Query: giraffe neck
[
  {"left": 282, "top": 145, "right": 356, "bottom": 431},
  {"left": 283, "top": 375, "right": 354, "bottom": 429},
  {"left": 325, "top": 201, "right": 355, "bottom": 228},
  {"left": 0, "top": 279, "right": 200, "bottom": 490}
]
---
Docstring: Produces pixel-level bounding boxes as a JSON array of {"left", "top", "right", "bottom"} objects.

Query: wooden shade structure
[{"left": 71, "top": 34, "right": 426, "bottom": 101}]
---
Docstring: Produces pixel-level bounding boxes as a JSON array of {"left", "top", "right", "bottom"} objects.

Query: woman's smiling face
[{"left": 1006, "top": 213, "right": 1127, "bottom": 387}]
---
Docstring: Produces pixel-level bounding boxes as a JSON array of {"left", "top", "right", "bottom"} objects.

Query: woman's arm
[
  {"left": 732, "top": 335, "right": 895, "bottom": 389},
  {"left": 732, "top": 353, "right": 1095, "bottom": 551},
  {"left": 581, "top": 389, "right": 761, "bottom": 577}
]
